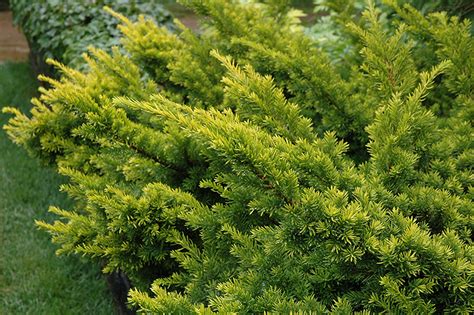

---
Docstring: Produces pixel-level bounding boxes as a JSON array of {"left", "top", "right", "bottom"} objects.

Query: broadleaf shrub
[
  {"left": 3, "top": 0, "right": 473, "bottom": 313},
  {"left": 9, "top": 0, "right": 173, "bottom": 69}
]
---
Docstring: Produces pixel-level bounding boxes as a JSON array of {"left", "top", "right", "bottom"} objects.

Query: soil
[
  {"left": 0, "top": 11, "right": 29, "bottom": 62},
  {"left": 177, "top": 14, "right": 200, "bottom": 31}
]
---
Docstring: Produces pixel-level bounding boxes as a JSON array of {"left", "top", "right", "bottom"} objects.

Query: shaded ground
[
  {"left": 0, "top": 11, "right": 29, "bottom": 62},
  {"left": 165, "top": 1, "right": 200, "bottom": 30}
]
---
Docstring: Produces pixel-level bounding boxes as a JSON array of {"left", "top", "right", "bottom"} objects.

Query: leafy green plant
[
  {"left": 3, "top": 0, "right": 473, "bottom": 313},
  {"left": 9, "top": 0, "right": 173, "bottom": 69}
]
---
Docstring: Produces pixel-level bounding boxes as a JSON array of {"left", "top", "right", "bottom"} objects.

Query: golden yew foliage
[{"left": 3, "top": 0, "right": 473, "bottom": 313}]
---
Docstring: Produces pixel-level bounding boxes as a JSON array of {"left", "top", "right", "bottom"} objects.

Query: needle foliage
[{"left": 3, "top": 0, "right": 473, "bottom": 313}]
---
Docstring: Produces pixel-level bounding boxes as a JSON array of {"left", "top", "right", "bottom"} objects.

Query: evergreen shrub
[{"left": 3, "top": 0, "right": 473, "bottom": 313}]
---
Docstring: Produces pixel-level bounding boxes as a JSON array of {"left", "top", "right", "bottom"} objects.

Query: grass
[{"left": 0, "top": 62, "right": 115, "bottom": 314}]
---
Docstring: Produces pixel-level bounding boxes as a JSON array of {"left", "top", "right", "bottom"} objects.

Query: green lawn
[{"left": 0, "top": 62, "right": 115, "bottom": 314}]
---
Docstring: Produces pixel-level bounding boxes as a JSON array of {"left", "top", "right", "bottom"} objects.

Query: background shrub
[{"left": 9, "top": 0, "right": 173, "bottom": 69}]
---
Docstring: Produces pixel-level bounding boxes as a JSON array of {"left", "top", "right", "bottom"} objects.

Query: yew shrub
[{"left": 4, "top": 0, "right": 473, "bottom": 313}]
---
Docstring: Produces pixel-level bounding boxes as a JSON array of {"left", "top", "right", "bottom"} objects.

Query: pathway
[{"left": 0, "top": 11, "right": 29, "bottom": 62}]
